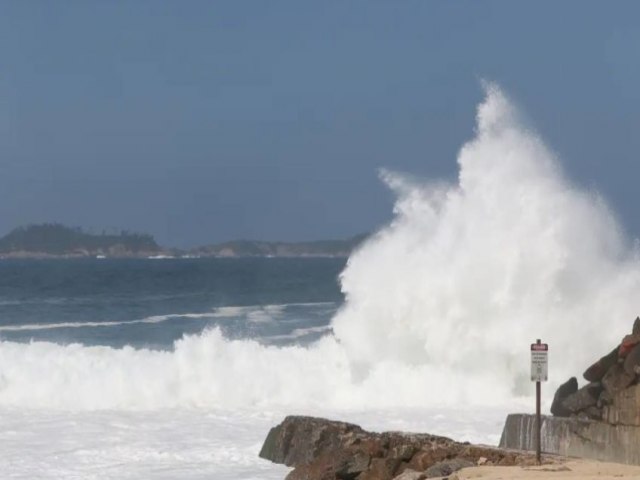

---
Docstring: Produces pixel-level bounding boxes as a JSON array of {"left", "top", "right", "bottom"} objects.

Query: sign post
[{"left": 530, "top": 339, "right": 548, "bottom": 464}]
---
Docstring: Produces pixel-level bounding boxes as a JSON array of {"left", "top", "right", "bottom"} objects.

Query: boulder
[
  {"left": 619, "top": 334, "right": 640, "bottom": 357},
  {"left": 623, "top": 343, "right": 640, "bottom": 376},
  {"left": 407, "top": 446, "right": 454, "bottom": 471},
  {"left": 561, "top": 382, "right": 602, "bottom": 414},
  {"left": 602, "top": 364, "right": 635, "bottom": 397},
  {"left": 259, "top": 415, "right": 364, "bottom": 467},
  {"left": 392, "top": 469, "right": 426, "bottom": 480},
  {"left": 583, "top": 347, "right": 619, "bottom": 382},
  {"left": 424, "top": 458, "right": 474, "bottom": 477},
  {"left": 551, "top": 377, "right": 578, "bottom": 417},
  {"left": 358, "top": 457, "right": 402, "bottom": 480},
  {"left": 576, "top": 406, "right": 603, "bottom": 421}
]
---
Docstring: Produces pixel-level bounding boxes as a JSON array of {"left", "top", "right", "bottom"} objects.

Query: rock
[
  {"left": 392, "top": 469, "right": 426, "bottom": 480},
  {"left": 576, "top": 406, "right": 603, "bottom": 420},
  {"left": 407, "top": 446, "right": 454, "bottom": 471},
  {"left": 561, "top": 382, "right": 602, "bottom": 413},
  {"left": 477, "top": 456, "right": 488, "bottom": 465},
  {"left": 336, "top": 452, "right": 371, "bottom": 478},
  {"left": 390, "top": 444, "right": 416, "bottom": 462},
  {"left": 358, "top": 457, "right": 402, "bottom": 480},
  {"left": 602, "top": 364, "right": 635, "bottom": 397},
  {"left": 632, "top": 317, "right": 640, "bottom": 335},
  {"left": 260, "top": 416, "right": 538, "bottom": 480},
  {"left": 550, "top": 377, "right": 578, "bottom": 416},
  {"left": 619, "top": 334, "right": 640, "bottom": 357},
  {"left": 423, "top": 458, "right": 474, "bottom": 478},
  {"left": 623, "top": 343, "right": 640, "bottom": 376},
  {"left": 583, "top": 347, "right": 619, "bottom": 382},
  {"left": 259, "top": 415, "right": 364, "bottom": 467},
  {"left": 598, "top": 388, "right": 613, "bottom": 408},
  {"left": 633, "top": 317, "right": 640, "bottom": 335}
]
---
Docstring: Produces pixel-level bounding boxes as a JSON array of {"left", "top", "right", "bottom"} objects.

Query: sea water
[{"left": 2, "top": 84, "right": 640, "bottom": 478}]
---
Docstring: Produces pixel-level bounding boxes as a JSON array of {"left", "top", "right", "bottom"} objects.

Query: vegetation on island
[
  {"left": 193, "top": 234, "right": 367, "bottom": 258},
  {"left": 0, "top": 223, "right": 366, "bottom": 258},
  {"left": 0, "top": 224, "right": 161, "bottom": 257}
]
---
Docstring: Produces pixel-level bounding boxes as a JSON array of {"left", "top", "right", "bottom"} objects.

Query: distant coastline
[{"left": 0, "top": 224, "right": 365, "bottom": 259}]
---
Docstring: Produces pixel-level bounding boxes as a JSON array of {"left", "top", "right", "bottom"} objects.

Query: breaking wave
[{"left": 1, "top": 83, "right": 638, "bottom": 411}]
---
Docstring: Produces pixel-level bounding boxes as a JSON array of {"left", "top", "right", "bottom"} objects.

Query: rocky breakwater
[
  {"left": 260, "top": 416, "right": 541, "bottom": 480},
  {"left": 550, "top": 316, "right": 640, "bottom": 423}
]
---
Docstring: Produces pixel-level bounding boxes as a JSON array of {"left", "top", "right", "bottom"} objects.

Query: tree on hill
[{"left": 0, "top": 223, "right": 160, "bottom": 254}]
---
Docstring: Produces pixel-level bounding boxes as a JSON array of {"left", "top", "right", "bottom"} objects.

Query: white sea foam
[
  {"left": 0, "top": 313, "right": 216, "bottom": 333},
  {"left": 1, "top": 84, "right": 638, "bottom": 415},
  {"left": 0, "top": 406, "right": 508, "bottom": 480},
  {"left": 210, "top": 302, "right": 335, "bottom": 319},
  {"left": 266, "top": 325, "right": 333, "bottom": 341}
]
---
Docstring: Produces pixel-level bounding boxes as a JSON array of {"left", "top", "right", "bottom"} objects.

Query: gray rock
[
  {"left": 576, "top": 406, "right": 603, "bottom": 420},
  {"left": 561, "top": 383, "right": 602, "bottom": 413},
  {"left": 633, "top": 316, "right": 640, "bottom": 335},
  {"left": 623, "top": 343, "right": 640, "bottom": 376},
  {"left": 602, "top": 364, "right": 635, "bottom": 397},
  {"left": 392, "top": 469, "right": 426, "bottom": 480},
  {"left": 391, "top": 444, "right": 417, "bottom": 461},
  {"left": 597, "top": 389, "right": 613, "bottom": 408},
  {"left": 583, "top": 347, "right": 619, "bottom": 382},
  {"left": 424, "top": 458, "right": 474, "bottom": 478}
]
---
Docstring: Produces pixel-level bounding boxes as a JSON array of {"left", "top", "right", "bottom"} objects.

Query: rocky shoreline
[
  {"left": 259, "top": 416, "right": 549, "bottom": 480},
  {"left": 550, "top": 317, "right": 640, "bottom": 424}
]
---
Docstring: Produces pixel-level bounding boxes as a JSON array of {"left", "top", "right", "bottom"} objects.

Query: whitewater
[{"left": 1, "top": 84, "right": 639, "bottom": 478}]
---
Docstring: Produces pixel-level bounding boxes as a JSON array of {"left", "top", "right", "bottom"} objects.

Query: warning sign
[{"left": 531, "top": 342, "right": 548, "bottom": 382}]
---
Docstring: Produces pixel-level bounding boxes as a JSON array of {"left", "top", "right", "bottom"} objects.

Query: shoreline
[{"left": 450, "top": 460, "right": 640, "bottom": 479}]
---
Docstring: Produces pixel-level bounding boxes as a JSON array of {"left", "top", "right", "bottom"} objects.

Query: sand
[{"left": 448, "top": 460, "right": 640, "bottom": 480}]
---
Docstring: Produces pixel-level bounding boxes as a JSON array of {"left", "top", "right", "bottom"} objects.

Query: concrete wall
[
  {"left": 500, "top": 414, "right": 640, "bottom": 465},
  {"left": 603, "top": 384, "right": 640, "bottom": 426}
]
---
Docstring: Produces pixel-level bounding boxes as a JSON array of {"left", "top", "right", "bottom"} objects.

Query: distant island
[
  {"left": 193, "top": 234, "right": 367, "bottom": 258},
  {"left": 0, "top": 224, "right": 366, "bottom": 259}
]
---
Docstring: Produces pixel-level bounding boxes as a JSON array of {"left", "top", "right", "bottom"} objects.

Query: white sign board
[{"left": 531, "top": 343, "right": 548, "bottom": 382}]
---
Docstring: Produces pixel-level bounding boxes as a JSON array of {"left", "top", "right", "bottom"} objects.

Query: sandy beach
[{"left": 450, "top": 460, "right": 640, "bottom": 480}]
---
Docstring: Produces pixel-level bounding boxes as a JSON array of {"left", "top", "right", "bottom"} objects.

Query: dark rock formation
[
  {"left": 423, "top": 458, "right": 474, "bottom": 477},
  {"left": 260, "top": 416, "right": 539, "bottom": 480},
  {"left": 550, "top": 377, "right": 578, "bottom": 417},
  {"left": 561, "top": 382, "right": 602, "bottom": 414},
  {"left": 551, "top": 316, "right": 640, "bottom": 423},
  {"left": 602, "top": 364, "right": 635, "bottom": 397},
  {"left": 583, "top": 347, "right": 619, "bottom": 382},
  {"left": 624, "top": 343, "right": 640, "bottom": 375}
]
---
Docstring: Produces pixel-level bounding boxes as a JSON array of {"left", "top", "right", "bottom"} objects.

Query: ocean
[
  {"left": 0, "top": 258, "right": 510, "bottom": 479},
  {"left": 3, "top": 84, "right": 640, "bottom": 479}
]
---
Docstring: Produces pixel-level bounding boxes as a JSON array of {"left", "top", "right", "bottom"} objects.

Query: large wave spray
[{"left": 1, "top": 84, "right": 638, "bottom": 410}]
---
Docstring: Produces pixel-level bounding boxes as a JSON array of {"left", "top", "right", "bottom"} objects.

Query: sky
[{"left": 1, "top": 1, "right": 640, "bottom": 247}]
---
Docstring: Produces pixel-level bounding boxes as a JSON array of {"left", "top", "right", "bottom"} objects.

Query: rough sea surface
[{"left": 2, "top": 85, "right": 638, "bottom": 478}]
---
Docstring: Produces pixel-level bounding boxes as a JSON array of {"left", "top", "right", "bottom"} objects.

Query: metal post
[{"left": 536, "top": 338, "right": 541, "bottom": 464}]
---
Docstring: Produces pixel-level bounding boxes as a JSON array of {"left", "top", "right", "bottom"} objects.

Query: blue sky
[{"left": 1, "top": 1, "right": 639, "bottom": 247}]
